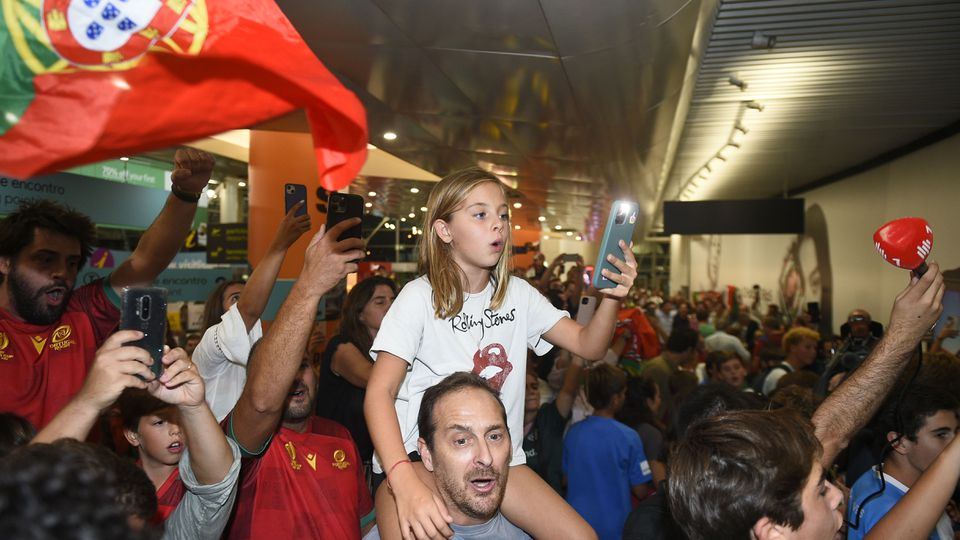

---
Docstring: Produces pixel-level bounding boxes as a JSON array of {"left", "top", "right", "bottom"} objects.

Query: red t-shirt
[
  {"left": 224, "top": 416, "right": 373, "bottom": 540},
  {"left": 0, "top": 279, "right": 119, "bottom": 428},
  {"left": 151, "top": 467, "right": 186, "bottom": 526}
]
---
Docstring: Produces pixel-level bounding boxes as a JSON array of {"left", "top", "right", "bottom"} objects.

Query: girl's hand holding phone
[{"left": 600, "top": 239, "right": 638, "bottom": 299}]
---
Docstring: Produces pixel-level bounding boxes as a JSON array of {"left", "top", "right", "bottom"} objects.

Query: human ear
[
  {"left": 123, "top": 429, "right": 141, "bottom": 448},
  {"left": 887, "top": 431, "right": 910, "bottom": 455},
  {"left": 418, "top": 437, "right": 435, "bottom": 472},
  {"left": 433, "top": 220, "right": 453, "bottom": 244},
  {"left": 0, "top": 256, "right": 9, "bottom": 276},
  {"left": 752, "top": 517, "right": 787, "bottom": 540}
]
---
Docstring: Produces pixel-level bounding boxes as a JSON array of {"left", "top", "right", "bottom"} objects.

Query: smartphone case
[
  {"left": 592, "top": 200, "right": 640, "bottom": 289},
  {"left": 326, "top": 192, "right": 364, "bottom": 241},
  {"left": 284, "top": 183, "right": 308, "bottom": 217},
  {"left": 119, "top": 287, "right": 168, "bottom": 378}
]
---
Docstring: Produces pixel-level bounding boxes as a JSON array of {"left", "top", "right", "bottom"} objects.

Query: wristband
[
  {"left": 386, "top": 459, "right": 412, "bottom": 488},
  {"left": 170, "top": 183, "right": 202, "bottom": 203}
]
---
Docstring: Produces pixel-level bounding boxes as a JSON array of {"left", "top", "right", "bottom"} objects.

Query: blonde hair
[
  {"left": 419, "top": 167, "right": 512, "bottom": 319},
  {"left": 783, "top": 327, "right": 820, "bottom": 354}
]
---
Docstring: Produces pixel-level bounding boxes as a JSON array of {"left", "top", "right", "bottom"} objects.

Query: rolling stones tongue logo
[{"left": 472, "top": 343, "right": 512, "bottom": 391}]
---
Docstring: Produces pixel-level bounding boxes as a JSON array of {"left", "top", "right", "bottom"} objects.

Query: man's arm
[
  {"left": 554, "top": 356, "right": 585, "bottom": 418},
  {"left": 33, "top": 330, "right": 153, "bottom": 443},
  {"left": 149, "top": 347, "right": 233, "bottom": 486},
  {"left": 234, "top": 203, "right": 310, "bottom": 332},
  {"left": 230, "top": 219, "right": 364, "bottom": 453},
  {"left": 109, "top": 149, "right": 214, "bottom": 295},
  {"left": 813, "top": 264, "right": 944, "bottom": 468}
]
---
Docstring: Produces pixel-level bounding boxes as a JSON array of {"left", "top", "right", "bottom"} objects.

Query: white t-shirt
[
  {"left": 370, "top": 276, "right": 567, "bottom": 471},
  {"left": 193, "top": 304, "right": 263, "bottom": 422}
]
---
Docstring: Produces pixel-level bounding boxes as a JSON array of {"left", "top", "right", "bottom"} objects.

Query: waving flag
[{"left": 0, "top": 0, "right": 367, "bottom": 191}]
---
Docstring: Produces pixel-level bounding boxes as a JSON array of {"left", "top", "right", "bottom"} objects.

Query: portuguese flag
[{"left": 0, "top": 0, "right": 367, "bottom": 191}]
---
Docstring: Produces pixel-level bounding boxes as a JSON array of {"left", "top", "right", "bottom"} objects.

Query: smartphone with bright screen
[{"left": 592, "top": 200, "right": 639, "bottom": 289}]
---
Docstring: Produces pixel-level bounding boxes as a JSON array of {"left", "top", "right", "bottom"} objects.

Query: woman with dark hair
[
  {"left": 616, "top": 376, "right": 664, "bottom": 467},
  {"left": 315, "top": 276, "right": 397, "bottom": 475},
  {"left": 192, "top": 206, "right": 310, "bottom": 421}
]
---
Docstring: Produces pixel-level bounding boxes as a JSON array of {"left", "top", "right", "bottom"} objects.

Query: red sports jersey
[
  {"left": 0, "top": 279, "right": 119, "bottom": 428},
  {"left": 224, "top": 416, "right": 373, "bottom": 540},
  {"left": 151, "top": 467, "right": 186, "bottom": 526}
]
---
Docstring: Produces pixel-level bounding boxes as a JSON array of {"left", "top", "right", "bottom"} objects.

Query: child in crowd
[
  {"left": 565, "top": 364, "right": 654, "bottom": 540},
  {"left": 365, "top": 167, "right": 637, "bottom": 539},
  {"left": 193, "top": 203, "right": 310, "bottom": 421},
  {"left": 33, "top": 331, "right": 240, "bottom": 539}
]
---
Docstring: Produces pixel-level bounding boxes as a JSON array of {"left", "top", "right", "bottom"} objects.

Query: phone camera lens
[
  {"left": 139, "top": 297, "right": 151, "bottom": 321},
  {"left": 581, "top": 297, "right": 589, "bottom": 305},
  {"left": 286, "top": 186, "right": 294, "bottom": 194}
]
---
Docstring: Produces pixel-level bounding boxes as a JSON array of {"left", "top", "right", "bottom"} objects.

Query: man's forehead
[
  {"left": 26, "top": 228, "right": 81, "bottom": 253},
  {"left": 436, "top": 388, "right": 504, "bottom": 427}
]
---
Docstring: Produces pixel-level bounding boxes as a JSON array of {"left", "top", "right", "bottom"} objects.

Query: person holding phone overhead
[
  {"left": 193, "top": 202, "right": 311, "bottom": 421},
  {"left": 365, "top": 167, "right": 638, "bottom": 540},
  {"left": 0, "top": 148, "right": 216, "bottom": 430}
]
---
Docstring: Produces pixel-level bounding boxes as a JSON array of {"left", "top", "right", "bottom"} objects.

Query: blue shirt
[
  {"left": 847, "top": 467, "right": 949, "bottom": 540},
  {"left": 563, "top": 416, "right": 653, "bottom": 540}
]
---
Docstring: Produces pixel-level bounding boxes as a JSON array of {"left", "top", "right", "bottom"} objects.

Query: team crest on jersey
[
  {"left": 0, "top": 332, "right": 11, "bottom": 361},
  {"left": 50, "top": 325, "right": 76, "bottom": 351},
  {"left": 332, "top": 449, "right": 350, "bottom": 470},
  {"left": 42, "top": 0, "right": 196, "bottom": 67}
]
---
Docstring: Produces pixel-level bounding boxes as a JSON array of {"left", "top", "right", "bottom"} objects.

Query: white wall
[{"left": 674, "top": 132, "right": 960, "bottom": 331}]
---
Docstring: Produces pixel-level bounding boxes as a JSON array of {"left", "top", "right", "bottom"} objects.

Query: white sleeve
[
  {"left": 521, "top": 281, "right": 569, "bottom": 356},
  {"left": 193, "top": 304, "right": 263, "bottom": 378},
  {"left": 733, "top": 338, "right": 751, "bottom": 363},
  {"left": 370, "top": 278, "right": 427, "bottom": 364},
  {"left": 162, "top": 439, "right": 241, "bottom": 540}
]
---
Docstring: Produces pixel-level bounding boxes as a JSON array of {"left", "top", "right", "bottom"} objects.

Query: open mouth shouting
[
  {"left": 43, "top": 285, "right": 67, "bottom": 306},
  {"left": 166, "top": 441, "right": 183, "bottom": 455},
  {"left": 466, "top": 469, "right": 500, "bottom": 495},
  {"left": 490, "top": 239, "right": 504, "bottom": 253}
]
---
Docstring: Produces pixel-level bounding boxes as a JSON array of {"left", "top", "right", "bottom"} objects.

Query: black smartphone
[
  {"left": 284, "top": 183, "right": 308, "bottom": 217},
  {"left": 592, "top": 200, "right": 640, "bottom": 289},
  {"left": 326, "top": 192, "right": 363, "bottom": 241},
  {"left": 120, "top": 287, "right": 168, "bottom": 379}
]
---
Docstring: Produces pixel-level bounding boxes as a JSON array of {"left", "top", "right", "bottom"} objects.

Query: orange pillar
[{"left": 247, "top": 129, "right": 324, "bottom": 278}]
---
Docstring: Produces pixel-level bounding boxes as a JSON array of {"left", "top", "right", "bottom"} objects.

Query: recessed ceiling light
[
  {"left": 238, "top": 181, "right": 247, "bottom": 188},
  {"left": 554, "top": 225, "right": 562, "bottom": 230},
  {"left": 420, "top": 206, "right": 428, "bottom": 212},
  {"left": 566, "top": 231, "right": 573, "bottom": 236},
  {"left": 365, "top": 202, "right": 373, "bottom": 208},
  {"left": 410, "top": 187, "right": 420, "bottom": 194},
  {"left": 514, "top": 225, "right": 521, "bottom": 230},
  {"left": 543, "top": 235, "right": 549, "bottom": 240},
  {"left": 368, "top": 191, "right": 377, "bottom": 197},
  {"left": 408, "top": 212, "right": 415, "bottom": 218},
  {"left": 538, "top": 216, "right": 546, "bottom": 222},
  {"left": 576, "top": 235, "right": 582, "bottom": 241},
  {"left": 383, "top": 131, "right": 397, "bottom": 141},
  {"left": 513, "top": 202, "right": 522, "bottom": 209},
  {"left": 400, "top": 217, "right": 406, "bottom": 222}
]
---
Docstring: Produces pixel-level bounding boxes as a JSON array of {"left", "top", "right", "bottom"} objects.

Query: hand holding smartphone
[
  {"left": 284, "top": 183, "right": 308, "bottom": 217},
  {"left": 119, "top": 287, "right": 168, "bottom": 379},
  {"left": 592, "top": 200, "right": 639, "bottom": 289},
  {"left": 326, "top": 192, "right": 364, "bottom": 241}
]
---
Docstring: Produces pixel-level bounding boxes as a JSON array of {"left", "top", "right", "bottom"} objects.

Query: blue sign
[{"left": 0, "top": 171, "right": 171, "bottom": 229}]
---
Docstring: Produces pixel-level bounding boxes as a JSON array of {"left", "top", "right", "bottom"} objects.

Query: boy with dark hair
[
  {"left": 847, "top": 384, "right": 960, "bottom": 540},
  {"left": 643, "top": 326, "right": 699, "bottom": 423},
  {"left": 705, "top": 350, "right": 748, "bottom": 390},
  {"left": 564, "top": 364, "right": 653, "bottom": 540},
  {"left": 0, "top": 149, "right": 215, "bottom": 429}
]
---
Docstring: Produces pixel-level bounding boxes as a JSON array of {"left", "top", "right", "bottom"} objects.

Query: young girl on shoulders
[{"left": 365, "top": 167, "right": 637, "bottom": 539}]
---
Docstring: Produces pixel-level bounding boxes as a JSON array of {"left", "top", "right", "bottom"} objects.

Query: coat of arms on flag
[{"left": 42, "top": 0, "right": 199, "bottom": 67}]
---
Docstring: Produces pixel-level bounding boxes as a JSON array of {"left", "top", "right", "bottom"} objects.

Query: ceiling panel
[{"left": 660, "top": 0, "right": 960, "bottom": 220}]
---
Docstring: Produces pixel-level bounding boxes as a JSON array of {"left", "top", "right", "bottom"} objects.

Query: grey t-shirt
[
  {"left": 365, "top": 513, "right": 531, "bottom": 540},
  {"left": 162, "top": 438, "right": 242, "bottom": 540}
]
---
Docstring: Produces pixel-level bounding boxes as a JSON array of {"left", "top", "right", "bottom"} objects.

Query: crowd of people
[{"left": 0, "top": 151, "right": 958, "bottom": 540}]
